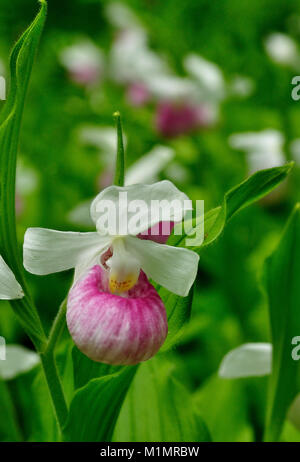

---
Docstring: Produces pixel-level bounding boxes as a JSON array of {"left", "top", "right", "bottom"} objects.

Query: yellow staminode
[
  {"left": 107, "top": 237, "right": 140, "bottom": 294},
  {"left": 109, "top": 272, "right": 139, "bottom": 294}
]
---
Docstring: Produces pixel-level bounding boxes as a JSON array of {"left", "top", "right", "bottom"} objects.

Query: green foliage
[
  {"left": 113, "top": 357, "right": 211, "bottom": 442},
  {"left": 264, "top": 204, "right": 300, "bottom": 441},
  {"left": 63, "top": 365, "right": 137, "bottom": 442},
  {"left": 0, "top": 0, "right": 47, "bottom": 350},
  {"left": 169, "top": 163, "right": 294, "bottom": 253},
  {"left": 0, "top": 0, "right": 299, "bottom": 443}
]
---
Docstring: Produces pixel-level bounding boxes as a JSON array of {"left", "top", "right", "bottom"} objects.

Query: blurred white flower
[
  {"left": 110, "top": 28, "right": 169, "bottom": 85},
  {"left": 124, "top": 145, "right": 174, "bottom": 185},
  {"left": 15, "top": 158, "right": 39, "bottom": 217},
  {"left": 229, "top": 129, "right": 286, "bottom": 174},
  {"left": 0, "top": 345, "right": 39, "bottom": 380},
  {"left": 105, "top": 1, "right": 143, "bottom": 31},
  {"left": 165, "top": 161, "right": 190, "bottom": 184},
  {"left": 264, "top": 33, "right": 300, "bottom": 68},
  {"left": 79, "top": 125, "right": 127, "bottom": 168},
  {"left": 183, "top": 53, "right": 226, "bottom": 102},
  {"left": 229, "top": 75, "right": 255, "bottom": 98},
  {"left": 290, "top": 138, "right": 300, "bottom": 165},
  {"left": 0, "top": 257, "right": 24, "bottom": 300},
  {"left": 219, "top": 343, "right": 300, "bottom": 432},
  {"left": 16, "top": 158, "right": 39, "bottom": 196},
  {"left": 59, "top": 41, "right": 104, "bottom": 86},
  {"left": 147, "top": 75, "right": 198, "bottom": 102},
  {"left": 68, "top": 144, "right": 174, "bottom": 227}
]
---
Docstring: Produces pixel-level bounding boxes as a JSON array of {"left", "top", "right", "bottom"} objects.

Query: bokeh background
[{"left": 0, "top": 0, "right": 300, "bottom": 441}]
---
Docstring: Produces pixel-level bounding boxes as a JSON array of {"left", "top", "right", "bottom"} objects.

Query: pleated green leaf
[
  {"left": 264, "top": 204, "right": 300, "bottom": 441},
  {"left": 0, "top": 1, "right": 47, "bottom": 350},
  {"left": 113, "top": 357, "right": 211, "bottom": 442},
  {"left": 169, "top": 163, "right": 293, "bottom": 253},
  {"left": 63, "top": 365, "right": 137, "bottom": 442}
]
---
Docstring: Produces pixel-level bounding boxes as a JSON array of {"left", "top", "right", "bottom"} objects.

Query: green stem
[
  {"left": 41, "top": 299, "right": 68, "bottom": 434},
  {"left": 113, "top": 111, "right": 125, "bottom": 187},
  {"left": 45, "top": 298, "right": 67, "bottom": 355}
]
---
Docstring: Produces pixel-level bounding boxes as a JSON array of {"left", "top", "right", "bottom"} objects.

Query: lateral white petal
[
  {"left": 125, "top": 236, "right": 199, "bottom": 297},
  {"left": 23, "top": 228, "right": 109, "bottom": 275},
  {"left": 91, "top": 180, "right": 192, "bottom": 236},
  {"left": 219, "top": 343, "right": 272, "bottom": 379},
  {"left": 0, "top": 345, "right": 40, "bottom": 380},
  {"left": 0, "top": 256, "right": 23, "bottom": 300}
]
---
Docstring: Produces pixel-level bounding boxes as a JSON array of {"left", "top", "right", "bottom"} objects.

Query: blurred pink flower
[
  {"left": 126, "top": 82, "right": 151, "bottom": 107},
  {"left": 155, "top": 101, "right": 209, "bottom": 138},
  {"left": 70, "top": 67, "right": 101, "bottom": 86}
]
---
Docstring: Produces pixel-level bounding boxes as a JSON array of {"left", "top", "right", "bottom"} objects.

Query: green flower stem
[
  {"left": 45, "top": 298, "right": 67, "bottom": 355},
  {"left": 113, "top": 111, "right": 125, "bottom": 187},
  {"left": 41, "top": 299, "right": 68, "bottom": 433}
]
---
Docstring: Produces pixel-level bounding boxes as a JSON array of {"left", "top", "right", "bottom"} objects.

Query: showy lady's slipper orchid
[
  {"left": 23, "top": 181, "right": 199, "bottom": 365},
  {"left": 0, "top": 256, "right": 24, "bottom": 300}
]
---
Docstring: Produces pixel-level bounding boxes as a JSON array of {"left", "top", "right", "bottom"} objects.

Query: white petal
[
  {"left": 0, "top": 256, "right": 23, "bottom": 300},
  {"left": 183, "top": 53, "right": 225, "bottom": 101},
  {"left": 219, "top": 343, "right": 272, "bottom": 379},
  {"left": 146, "top": 75, "right": 198, "bottom": 100},
  {"left": 59, "top": 41, "right": 103, "bottom": 73},
  {"left": 125, "top": 236, "right": 199, "bottom": 296},
  {"left": 229, "top": 129, "right": 284, "bottom": 152},
  {"left": 125, "top": 145, "right": 174, "bottom": 186},
  {"left": 90, "top": 180, "right": 192, "bottom": 236},
  {"left": 23, "top": 228, "right": 110, "bottom": 275},
  {"left": 0, "top": 344, "right": 40, "bottom": 380}
]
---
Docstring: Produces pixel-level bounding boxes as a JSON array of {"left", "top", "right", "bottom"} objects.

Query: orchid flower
[
  {"left": 149, "top": 55, "right": 225, "bottom": 137},
  {"left": 155, "top": 101, "right": 213, "bottom": 138},
  {"left": 106, "top": 3, "right": 171, "bottom": 108},
  {"left": 109, "top": 28, "right": 169, "bottom": 88},
  {"left": 0, "top": 256, "right": 24, "bottom": 300},
  {"left": 23, "top": 181, "right": 199, "bottom": 364},
  {"left": 59, "top": 41, "right": 104, "bottom": 86},
  {"left": 218, "top": 343, "right": 300, "bottom": 432}
]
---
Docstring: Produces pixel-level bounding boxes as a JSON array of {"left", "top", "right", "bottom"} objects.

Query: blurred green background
[{"left": 0, "top": 0, "right": 300, "bottom": 442}]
